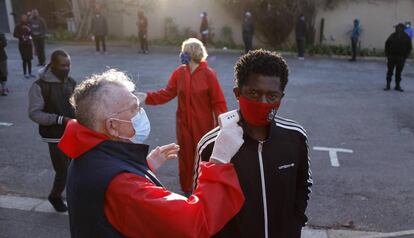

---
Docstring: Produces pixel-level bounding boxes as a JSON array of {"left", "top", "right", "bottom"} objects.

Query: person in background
[
  {"left": 28, "top": 50, "right": 76, "bottom": 212},
  {"left": 0, "top": 31, "right": 8, "bottom": 96},
  {"left": 194, "top": 49, "right": 312, "bottom": 238},
  {"left": 295, "top": 14, "right": 306, "bottom": 60},
  {"left": 137, "top": 10, "right": 149, "bottom": 54},
  {"left": 14, "top": 14, "right": 34, "bottom": 79},
  {"left": 91, "top": 10, "right": 108, "bottom": 54},
  {"left": 137, "top": 38, "right": 227, "bottom": 196},
  {"left": 59, "top": 69, "right": 245, "bottom": 237},
  {"left": 349, "top": 18, "right": 361, "bottom": 62},
  {"left": 242, "top": 11, "right": 254, "bottom": 53},
  {"left": 200, "top": 12, "right": 209, "bottom": 45},
  {"left": 29, "top": 9, "right": 47, "bottom": 66},
  {"left": 384, "top": 23, "right": 412, "bottom": 92}
]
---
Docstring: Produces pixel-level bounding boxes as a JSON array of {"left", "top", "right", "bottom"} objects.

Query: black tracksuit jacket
[{"left": 194, "top": 116, "right": 312, "bottom": 238}]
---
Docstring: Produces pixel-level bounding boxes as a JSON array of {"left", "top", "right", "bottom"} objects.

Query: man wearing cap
[{"left": 384, "top": 23, "right": 412, "bottom": 92}]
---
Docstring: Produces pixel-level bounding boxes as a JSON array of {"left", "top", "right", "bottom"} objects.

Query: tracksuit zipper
[{"left": 258, "top": 141, "right": 268, "bottom": 238}]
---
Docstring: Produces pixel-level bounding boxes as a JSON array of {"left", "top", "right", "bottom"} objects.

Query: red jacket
[
  {"left": 59, "top": 120, "right": 244, "bottom": 237},
  {"left": 146, "top": 61, "right": 227, "bottom": 192}
]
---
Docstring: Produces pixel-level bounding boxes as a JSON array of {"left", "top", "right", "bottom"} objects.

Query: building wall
[
  {"left": 107, "top": 0, "right": 249, "bottom": 46},
  {"left": 315, "top": 0, "right": 414, "bottom": 49},
  {"left": 105, "top": 0, "right": 414, "bottom": 50}
]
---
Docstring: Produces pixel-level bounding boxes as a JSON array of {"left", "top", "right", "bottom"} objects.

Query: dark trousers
[
  {"left": 33, "top": 37, "right": 46, "bottom": 65},
  {"left": 95, "top": 35, "right": 106, "bottom": 52},
  {"left": 386, "top": 57, "right": 406, "bottom": 87},
  {"left": 351, "top": 38, "right": 358, "bottom": 60},
  {"left": 243, "top": 36, "right": 253, "bottom": 53},
  {"left": 48, "top": 143, "right": 70, "bottom": 198},
  {"left": 139, "top": 33, "right": 148, "bottom": 52},
  {"left": 296, "top": 38, "right": 305, "bottom": 57}
]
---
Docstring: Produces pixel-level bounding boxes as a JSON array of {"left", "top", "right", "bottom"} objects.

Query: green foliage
[
  {"left": 307, "top": 44, "right": 385, "bottom": 57},
  {"left": 49, "top": 28, "right": 76, "bottom": 41},
  {"left": 160, "top": 17, "right": 197, "bottom": 45},
  {"left": 219, "top": 26, "right": 236, "bottom": 47}
]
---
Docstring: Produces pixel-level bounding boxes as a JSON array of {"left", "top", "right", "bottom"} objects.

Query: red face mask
[{"left": 239, "top": 95, "right": 280, "bottom": 126}]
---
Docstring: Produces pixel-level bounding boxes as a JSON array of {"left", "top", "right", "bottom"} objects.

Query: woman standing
[
  {"left": 14, "top": 14, "right": 34, "bottom": 79},
  {"left": 138, "top": 38, "right": 227, "bottom": 195}
]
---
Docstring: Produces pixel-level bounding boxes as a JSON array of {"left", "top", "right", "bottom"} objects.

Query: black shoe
[
  {"left": 383, "top": 85, "right": 391, "bottom": 91},
  {"left": 395, "top": 86, "right": 404, "bottom": 92},
  {"left": 349, "top": 58, "right": 356, "bottom": 62},
  {"left": 48, "top": 195, "right": 68, "bottom": 212}
]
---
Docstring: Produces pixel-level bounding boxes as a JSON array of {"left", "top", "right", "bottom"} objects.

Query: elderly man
[{"left": 58, "top": 69, "right": 244, "bottom": 238}]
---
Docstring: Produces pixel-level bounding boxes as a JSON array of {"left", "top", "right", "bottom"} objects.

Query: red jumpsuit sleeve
[
  {"left": 145, "top": 69, "right": 179, "bottom": 105},
  {"left": 104, "top": 162, "right": 244, "bottom": 238},
  {"left": 209, "top": 71, "right": 228, "bottom": 118}
]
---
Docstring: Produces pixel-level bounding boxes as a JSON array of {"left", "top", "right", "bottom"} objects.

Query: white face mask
[{"left": 112, "top": 108, "right": 151, "bottom": 144}]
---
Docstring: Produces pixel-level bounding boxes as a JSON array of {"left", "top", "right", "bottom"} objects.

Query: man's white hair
[{"left": 71, "top": 69, "right": 136, "bottom": 129}]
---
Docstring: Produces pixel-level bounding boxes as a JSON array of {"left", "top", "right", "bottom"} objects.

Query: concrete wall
[
  {"left": 104, "top": 0, "right": 414, "bottom": 50},
  {"left": 315, "top": 0, "right": 414, "bottom": 49},
  {"left": 107, "top": 0, "right": 248, "bottom": 46}
]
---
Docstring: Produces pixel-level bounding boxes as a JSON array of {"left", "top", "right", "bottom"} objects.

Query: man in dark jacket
[
  {"left": 137, "top": 10, "right": 148, "bottom": 54},
  {"left": 28, "top": 50, "right": 76, "bottom": 212},
  {"left": 0, "top": 32, "right": 8, "bottom": 96},
  {"left": 29, "top": 9, "right": 47, "bottom": 66},
  {"left": 295, "top": 14, "right": 306, "bottom": 60},
  {"left": 242, "top": 11, "right": 254, "bottom": 53},
  {"left": 384, "top": 23, "right": 412, "bottom": 92},
  {"left": 194, "top": 49, "right": 312, "bottom": 238},
  {"left": 91, "top": 11, "right": 108, "bottom": 53}
]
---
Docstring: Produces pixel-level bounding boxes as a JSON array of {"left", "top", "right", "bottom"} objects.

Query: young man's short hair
[{"left": 234, "top": 49, "right": 289, "bottom": 91}]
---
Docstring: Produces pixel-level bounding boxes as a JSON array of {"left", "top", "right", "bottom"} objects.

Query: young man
[
  {"left": 194, "top": 49, "right": 312, "bottom": 238},
  {"left": 28, "top": 50, "right": 76, "bottom": 212}
]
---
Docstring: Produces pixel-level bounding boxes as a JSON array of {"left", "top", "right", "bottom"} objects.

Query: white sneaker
[{"left": 298, "top": 57, "right": 305, "bottom": 60}]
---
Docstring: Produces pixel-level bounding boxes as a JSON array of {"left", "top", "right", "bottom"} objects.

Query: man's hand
[
  {"left": 147, "top": 143, "right": 179, "bottom": 172},
  {"left": 210, "top": 122, "right": 244, "bottom": 164},
  {"left": 135, "top": 92, "right": 147, "bottom": 104}
]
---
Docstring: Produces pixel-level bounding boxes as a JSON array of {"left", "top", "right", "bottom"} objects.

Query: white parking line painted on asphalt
[
  {"left": 0, "top": 195, "right": 67, "bottom": 215},
  {"left": 357, "top": 229, "right": 414, "bottom": 238},
  {"left": 0, "top": 122, "right": 13, "bottom": 126},
  {"left": 313, "top": 146, "right": 353, "bottom": 167}
]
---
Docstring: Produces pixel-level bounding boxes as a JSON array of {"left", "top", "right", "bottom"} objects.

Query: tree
[
  {"left": 69, "top": 0, "right": 157, "bottom": 40},
  {"left": 218, "top": 0, "right": 322, "bottom": 47}
]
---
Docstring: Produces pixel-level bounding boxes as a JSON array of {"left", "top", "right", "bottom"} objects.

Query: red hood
[{"left": 58, "top": 120, "right": 110, "bottom": 159}]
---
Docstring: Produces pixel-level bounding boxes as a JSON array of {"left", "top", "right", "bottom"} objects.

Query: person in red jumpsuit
[
  {"left": 59, "top": 69, "right": 244, "bottom": 237},
  {"left": 137, "top": 38, "right": 228, "bottom": 195}
]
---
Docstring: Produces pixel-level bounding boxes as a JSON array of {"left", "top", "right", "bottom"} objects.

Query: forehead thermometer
[{"left": 218, "top": 110, "right": 240, "bottom": 128}]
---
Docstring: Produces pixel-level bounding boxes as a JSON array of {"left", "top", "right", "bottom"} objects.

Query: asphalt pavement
[{"left": 0, "top": 41, "right": 413, "bottom": 238}]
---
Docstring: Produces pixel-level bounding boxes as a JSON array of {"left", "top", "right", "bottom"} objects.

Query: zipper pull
[{"left": 258, "top": 141, "right": 263, "bottom": 153}]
